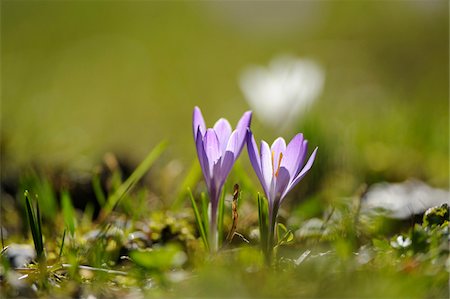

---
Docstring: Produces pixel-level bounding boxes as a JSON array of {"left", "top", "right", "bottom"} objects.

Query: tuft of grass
[
  {"left": 188, "top": 188, "right": 209, "bottom": 251},
  {"left": 24, "top": 190, "right": 45, "bottom": 261}
]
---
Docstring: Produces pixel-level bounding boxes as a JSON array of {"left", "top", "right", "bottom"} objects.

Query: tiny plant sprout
[
  {"left": 192, "top": 106, "right": 252, "bottom": 251},
  {"left": 247, "top": 130, "right": 317, "bottom": 264}
]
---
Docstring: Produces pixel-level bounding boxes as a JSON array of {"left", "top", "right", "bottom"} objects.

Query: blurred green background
[{"left": 2, "top": 1, "right": 448, "bottom": 190}]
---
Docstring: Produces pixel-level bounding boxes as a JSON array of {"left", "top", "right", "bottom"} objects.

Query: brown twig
[{"left": 225, "top": 184, "right": 240, "bottom": 243}]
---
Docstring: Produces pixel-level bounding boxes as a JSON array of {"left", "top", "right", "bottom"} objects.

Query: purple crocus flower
[
  {"left": 193, "top": 106, "right": 252, "bottom": 250},
  {"left": 247, "top": 130, "right": 317, "bottom": 258}
]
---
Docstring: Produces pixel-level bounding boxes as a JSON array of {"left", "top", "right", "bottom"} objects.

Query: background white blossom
[{"left": 239, "top": 55, "right": 324, "bottom": 130}]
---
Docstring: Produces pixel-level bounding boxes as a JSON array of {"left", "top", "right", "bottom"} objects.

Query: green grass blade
[
  {"left": 61, "top": 190, "right": 76, "bottom": 236},
  {"left": 257, "top": 193, "right": 268, "bottom": 257},
  {"left": 200, "top": 192, "right": 209, "bottom": 238},
  {"left": 59, "top": 229, "right": 66, "bottom": 258},
  {"left": 35, "top": 197, "right": 44, "bottom": 257},
  {"left": 91, "top": 173, "right": 106, "bottom": 207},
  {"left": 102, "top": 141, "right": 167, "bottom": 218},
  {"left": 24, "top": 191, "right": 39, "bottom": 253},
  {"left": 188, "top": 188, "right": 209, "bottom": 251}
]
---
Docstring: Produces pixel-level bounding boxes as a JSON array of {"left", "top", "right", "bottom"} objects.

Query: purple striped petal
[
  {"left": 219, "top": 130, "right": 240, "bottom": 184},
  {"left": 204, "top": 129, "right": 221, "bottom": 174},
  {"left": 220, "top": 151, "right": 235, "bottom": 185},
  {"left": 260, "top": 140, "right": 273, "bottom": 198},
  {"left": 247, "top": 130, "right": 268, "bottom": 196},
  {"left": 270, "top": 137, "right": 286, "bottom": 173},
  {"left": 275, "top": 167, "right": 291, "bottom": 204},
  {"left": 295, "top": 140, "right": 309, "bottom": 177},
  {"left": 283, "top": 147, "right": 318, "bottom": 198},
  {"left": 280, "top": 133, "right": 304, "bottom": 177},
  {"left": 234, "top": 111, "right": 252, "bottom": 157},
  {"left": 236, "top": 111, "right": 252, "bottom": 133},
  {"left": 193, "top": 106, "right": 206, "bottom": 138},
  {"left": 195, "top": 129, "right": 210, "bottom": 187},
  {"left": 225, "top": 130, "right": 240, "bottom": 157},
  {"left": 213, "top": 118, "right": 232, "bottom": 155},
  {"left": 212, "top": 156, "right": 222, "bottom": 188}
]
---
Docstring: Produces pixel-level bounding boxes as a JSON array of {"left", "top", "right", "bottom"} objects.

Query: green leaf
[
  {"left": 188, "top": 189, "right": 209, "bottom": 251},
  {"left": 277, "top": 223, "right": 288, "bottom": 236},
  {"left": 61, "top": 190, "right": 76, "bottom": 236},
  {"left": 277, "top": 223, "right": 294, "bottom": 246}
]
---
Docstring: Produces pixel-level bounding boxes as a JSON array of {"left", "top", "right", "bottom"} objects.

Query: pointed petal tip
[
  {"left": 294, "top": 133, "right": 304, "bottom": 140},
  {"left": 271, "top": 137, "right": 286, "bottom": 148},
  {"left": 193, "top": 106, "right": 202, "bottom": 117},
  {"left": 309, "top": 147, "right": 318, "bottom": 164},
  {"left": 236, "top": 110, "right": 253, "bottom": 131},
  {"left": 192, "top": 106, "right": 206, "bottom": 138}
]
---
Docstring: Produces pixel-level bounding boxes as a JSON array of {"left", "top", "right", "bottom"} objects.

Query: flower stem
[
  {"left": 208, "top": 190, "right": 219, "bottom": 252},
  {"left": 209, "top": 209, "right": 218, "bottom": 252},
  {"left": 266, "top": 203, "right": 279, "bottom": 266}
]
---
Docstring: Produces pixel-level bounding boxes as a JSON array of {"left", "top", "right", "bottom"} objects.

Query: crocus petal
[
  {"left": 275, "top": 167, "right": 291, "bottom": 203},
  {"left": 195, "top": 129, "right": 210, "bottom": 187},
  {"left": 220, "top": 151, "right": 235, "bottom": 186},
  {"left": 296, "top": 140, "right": 309, "bottom": 177},
  {"left": 260, "top": 140, "right": 273, "bottom": 198},
  {"left": 234, "top": 111, "right": 252, "bottom": 157},
  {"left": 270, "top": 137, "right": 286, "bottom": 171},
  {"left": 204, "top": 129, "right": 221, "bottom": 174},
  {"left": 193, "top": 106, "right": 206, "bottom": 138},
  {"left": 212, "top": 156, "right": 222, "bottom": 187},
  {"left": 247, "top": 130, "right": 268, "bottom": 196},
  {"left": 280, "top": 133, "right": 304, "bottom": 177},
  {"left": 225, "top": 130, "right": 240, "bottom": 158},
  {"left": 218, "top": 130, "right": 240, "bottom": 184},
  {"left": 235, "top": 111, "right": 252, "bottom": 133},
  {"left": 284, "top": 147, "right": 318, "bottom": 198},
  {"left": 213, "top": 118, "right": 232, "bottom": 154}
]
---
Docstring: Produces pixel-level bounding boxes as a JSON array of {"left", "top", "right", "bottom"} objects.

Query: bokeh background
[{"left": 2, "top": 1, "right": 448, "bottom": 193}]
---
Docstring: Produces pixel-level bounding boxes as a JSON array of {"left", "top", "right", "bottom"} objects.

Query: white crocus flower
[{"left": 239, "top": 55, "right": 324, "bottom": 130}]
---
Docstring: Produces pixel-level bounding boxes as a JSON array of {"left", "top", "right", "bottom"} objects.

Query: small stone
[
  {"left": 2, "top": 244, "right": 36, "bottom": 268},
  {"left": 361, "top": 179, "right": 449, "bottom": 219}
]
